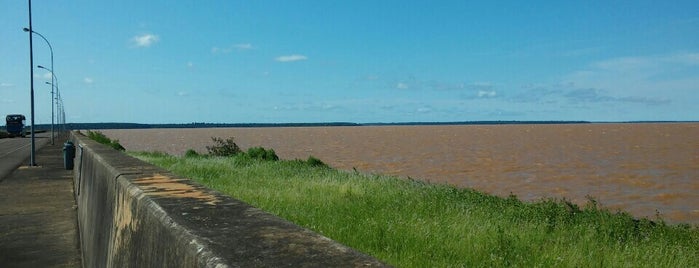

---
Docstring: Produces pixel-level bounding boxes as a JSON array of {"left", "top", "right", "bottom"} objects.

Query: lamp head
[
  {"left": 23, "top": 27, "right": 30, "bottom": 32},
  {"left": 37, "top": 65, "right": 46, "bottom": 69}
]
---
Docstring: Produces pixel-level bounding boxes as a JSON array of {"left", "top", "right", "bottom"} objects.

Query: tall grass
[
  {"left": 132, "top": 152, "right": 699, "bottom": 267},
  {"left": 85, "top": 130, "right": 125, "bottom": 151}
]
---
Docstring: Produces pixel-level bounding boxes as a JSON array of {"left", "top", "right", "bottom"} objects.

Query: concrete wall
[{"left": 70, "top": 131, "right": 387, "bottom": 267}]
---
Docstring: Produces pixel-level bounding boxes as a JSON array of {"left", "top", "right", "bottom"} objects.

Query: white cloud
[
  {"left": 83, "top": 77, "right": 93, "bottom": 84},
  {"left": 0, "top": 83, "right": 14, "bottom": 88},
  {"left": 275, "top": 54, "right": 308, "bottom": 62},
  {"left": 668, "top": 52, "right": 699, "bottom": 65},
  {"left": 396, "top": 82, "right": 409, "bottom": 89},
  {"left": 177, "top": 91, "right": 188, "bottom": 96},
  {"left": 477, "top": 90, "right": 497, "bottom": 98},
  {"left": 212, "top": 43, "right": 254, "bottom": 54},
  {"left": 234, "top": 43, "right": 253, "bottom": 50},
  {"left": 565, "top": 52, "right": 699, "bottom": 98},
  {"left": 187, "top": 62, "right": 194, "bottom": 68},
  {"left": 131, "top": 34, "right": 159, "bottom": 47},
  {"left": 593, "top": 57, "right": 654, "bottom": 72},
  {"left": 417, "top": 107, "right": 432, "bottom": 113},
  {"left": 33, "top": 72, "right": 52, "bottom": 80}
]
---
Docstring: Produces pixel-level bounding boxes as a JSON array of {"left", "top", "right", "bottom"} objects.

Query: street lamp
[
  {"left": 55, "top": 88, "right": 64, "bottom": 133},
  {"left": 38, "top": 65, "right": 56, "bottom": 143},
  {"left": 25, "top": 27, "right": 55, "bottom": 145},
  {"left": 45, "top": 81, "right": 55, "bottom": 140},
  {"left": 24, "top": 0, "right": 36, "bottom": 166}
]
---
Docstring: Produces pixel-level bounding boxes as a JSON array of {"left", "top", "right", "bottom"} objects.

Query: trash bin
[{"left": 63, "top": 141, "right": 76, "bottom": 170}]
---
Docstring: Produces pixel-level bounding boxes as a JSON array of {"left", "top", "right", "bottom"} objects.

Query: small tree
[{"left": 206, "top": 137, "right": 241, "bottom": 157}]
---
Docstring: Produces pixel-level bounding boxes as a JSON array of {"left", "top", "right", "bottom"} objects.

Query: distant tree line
[{"left": 8, "top": 121, "right": 699, "bottom": 131}]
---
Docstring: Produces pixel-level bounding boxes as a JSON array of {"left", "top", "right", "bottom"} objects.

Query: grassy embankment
[{"left": 125, "top": 137, "right": 698, "bottom": 267}]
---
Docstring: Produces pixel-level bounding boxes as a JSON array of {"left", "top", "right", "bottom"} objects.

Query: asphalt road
[{"left": 0, "top": 133, "right": 49, "bottom": 181}]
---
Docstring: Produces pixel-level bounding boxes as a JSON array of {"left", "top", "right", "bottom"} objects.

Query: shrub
[
  {"left": 306, "top": 156, "right": 329, "bottom": 168},
  {"left": 206, "top": 137, "right": 241, "bottom": 157},
  {"left": 184, "top": 149, "right": 200, "bottom": 158},
  {"left": 246, "top": 147, "right": 279, "bottom": 161}
]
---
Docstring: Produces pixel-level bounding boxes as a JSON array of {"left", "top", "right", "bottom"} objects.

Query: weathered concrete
[
  {"left": 71, "top": 131, "right": 388, "bottom": 267},
  {"left": 0, "top": 141, "right": 82, "bottom": 267}
]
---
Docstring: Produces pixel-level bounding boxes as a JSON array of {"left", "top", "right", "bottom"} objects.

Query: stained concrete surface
[{"left": 0, "top": 141, "right": 81, "bottom": 267}]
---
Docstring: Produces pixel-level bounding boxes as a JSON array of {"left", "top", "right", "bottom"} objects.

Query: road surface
[{"left": 0, "top": 134, "right": 49, "bottom": 181}]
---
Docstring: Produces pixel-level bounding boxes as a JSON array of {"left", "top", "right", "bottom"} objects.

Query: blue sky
[{"left": 2, "top": 1, "right": 698, "bottom": 123}]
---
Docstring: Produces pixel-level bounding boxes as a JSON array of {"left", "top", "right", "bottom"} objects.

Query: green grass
[
  {"left": 132, "top": 151, "right": 699, "bottom": 267},
  {"left": 84, "top": 130, "right": 125, "bottom": 151}
]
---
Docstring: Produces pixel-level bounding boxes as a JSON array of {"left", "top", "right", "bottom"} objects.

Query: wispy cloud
[
  {"left": 83, "top": 77, "right": 94, "bottom": 84},
  {"left": 365, "top": 75, "right": 380, "bottom": 81},
  {"left": 561, "top": 52, "right": 699, "bottom": 105},
  {"left": 668, "top": 52, "right": 699, "bottom": 65},
  {"left": 275, "top": 54, "right": 308, "bottom": 62},
  {"left": 564, "top": 88, "right": 670, "bottom": 105},
  {"left": 33, "top": 72, "right": 52, "bottom": 80},
  {"left": 131, "top": 33, "right": 159, "bottom": 48},
  {"left": 211, "top": 43, "right": 255, "bottom": 54},
  {"left": 0, "top": 82, "right": 14, "bottom": 88},
  {"left": 396, "top": 82, "right": 409, "bottom": 89},
  {"left": 416, "top": 107, "right": 432, "bottom": 113},
  {"left": 477, "top": 90, "right": 497, "bottom": 98},
  {"left": 458, "top": 82, "right": 503, "bottom": 99},
  {"left": 508, "top": 83, "right": 670, "bottom": 107},
  {"left": 272, "top": 101, "right": 342, "bottom": 112},
  {"left": 234, "top": 43, "right": 253, "bottom": 50}
]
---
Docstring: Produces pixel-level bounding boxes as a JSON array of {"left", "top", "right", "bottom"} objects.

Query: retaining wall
[{"left": 70, "top": 131, "right": 387, "bottom": 267}]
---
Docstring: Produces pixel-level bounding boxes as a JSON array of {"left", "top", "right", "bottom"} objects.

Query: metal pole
[
  {"left": 31, "top": 33, "right": 55, "bottom": 144},
  {"left": 27, "top": 0, "right": 36, "bottom": 166},
  {"left": 38, "top": 65, "right": 56, "bottom": 142},
  {"left": 46, "top": 81, "right": 54, "bottom": 142}
]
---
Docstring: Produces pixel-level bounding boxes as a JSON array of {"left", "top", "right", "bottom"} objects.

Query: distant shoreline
[
  {"left": 4, "top": 120, "right": 697, "bottom": 131},
  {"left": 43, "top": 120, "right": 699, "bottom": 130}
]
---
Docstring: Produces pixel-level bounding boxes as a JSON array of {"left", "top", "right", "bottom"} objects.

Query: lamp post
[
  {"left": 38, "top": 65, "right": 55, "bottom": 144},
  {"left": 45, "top": 81, "right": 54, "bottom": 141},
  {"left": 55, "top": 89, "right": 63, "bottom": 133},
  {"left": 25, "top": 0, "right": 36, "bottom": 166},
  {"left": 25, "top": 28, "right": 55, "bottom": 145}
]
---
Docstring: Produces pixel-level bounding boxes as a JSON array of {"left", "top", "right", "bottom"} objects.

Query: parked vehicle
[{"left": 5, "top": 114, "right": 26, "bottom": 137}]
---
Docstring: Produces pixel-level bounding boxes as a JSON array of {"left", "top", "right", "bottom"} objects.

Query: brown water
[{"left": 102, "top": 123, "right": 699, "bottom": 224}]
